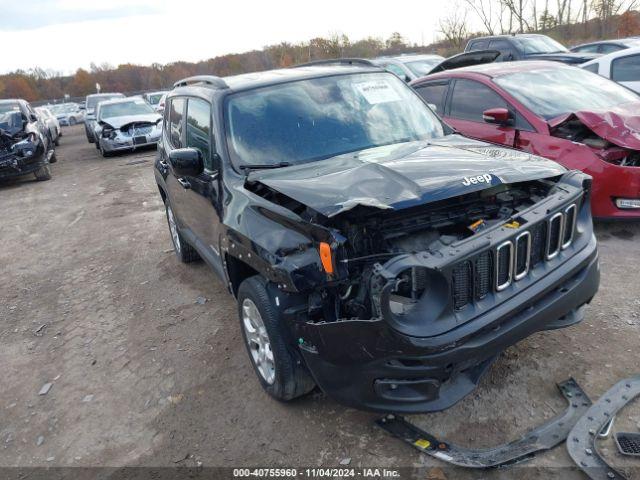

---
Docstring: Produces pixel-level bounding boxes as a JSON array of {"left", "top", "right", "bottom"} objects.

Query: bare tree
[
  {"left": 464, "top": 0, "right": 502, "bottom": 34},
  {"left": 439, "top": 5, "right": 470, "bottom": 49}
]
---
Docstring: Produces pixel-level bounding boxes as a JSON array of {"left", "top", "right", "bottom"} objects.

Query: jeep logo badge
[{"left": 462, "top": 174, "right": 493, "bottom": 186}]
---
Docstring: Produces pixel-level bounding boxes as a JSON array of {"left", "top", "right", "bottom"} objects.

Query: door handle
[{"left": 177, "top": 178, "right": 191, "bottom": 189}]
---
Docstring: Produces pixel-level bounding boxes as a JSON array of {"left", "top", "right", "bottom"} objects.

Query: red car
[{"left": 411, "top": 61, "right": 640, "bottom": 219}]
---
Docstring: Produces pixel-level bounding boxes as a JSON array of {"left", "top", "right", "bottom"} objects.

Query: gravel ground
[{"left": 0, "top": 125, "right": 639, "bottom": 479}]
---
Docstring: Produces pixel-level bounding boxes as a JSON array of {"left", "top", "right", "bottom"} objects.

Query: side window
[
  {"left": 582, "top": 63, "right": 600, "bottom": 74},
  {"left": 600, "top": 44, "right": 624, "bottom": 54},
  {"left": 169, "top": 97, "right": 185, "bottom": 149},
  {"left": 574, "top": 44, "right": 600, "bottom": 53},
  {"left": 414, "top": 82, "right": 448, "bottom": 113},
  {"left": 468, "top": 40, "right": 488, "bottom": 50},
  {"left": 611, "top": 54, "right": 640, "bottom": 82},
  {"left": 489, "top": 40, "right": 516, "bottom": 61},
  {"left": 186, "top": 98, "right": 213, "bottom": 170},
  {"left": 449, "top": 79, "right": 508, "bottom": 122}
]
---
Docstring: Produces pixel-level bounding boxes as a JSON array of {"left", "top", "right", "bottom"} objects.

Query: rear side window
[
  {"left": 468, "top": 40, "right": 488, "bottom": 50},
  {"left": 414, "top": 82, "right": 448, "bottom": 113},
  {"left": 168, "top": 98, "right": 185, "bottom": 149},
  {"left": 385, "top": 64, "right": 408, "bottom": 80},
  {"left": 186, "top": 98, "right": 213, "bottom": 170},
  {"left": 611, "top": 54, "right": 640, "bottom": 82},
  {"left": 489, "top": 40, "right": 517, "bottom": 61},
  {"left": 449, "top": 79, "right": 508, "bottom": 122},
  {"left": 574, "top": 44, "right": 600, "bottom": 53},
  {"left": 600, "top": 44, "right": 624, "bottom": 54},
  {"left": 582, "top": 63, "right": 600, "bottom": 74}
]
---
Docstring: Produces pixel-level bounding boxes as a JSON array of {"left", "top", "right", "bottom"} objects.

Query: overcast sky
[{"left": 0, "top": 0, "right": 454, "bottom": 75}]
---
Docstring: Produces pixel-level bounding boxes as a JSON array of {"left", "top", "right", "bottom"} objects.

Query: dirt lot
[{"left": 1, "top": 125, "right": 639, "bottom": 478}]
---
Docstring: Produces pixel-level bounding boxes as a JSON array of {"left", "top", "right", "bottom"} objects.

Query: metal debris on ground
[
  {"left": 195, "top": 296, "right": 207, "bottom": 305},
  {"left": 38, "top": 383, "right": 53, "bottom": 395},
  {"left": 376, "top": 378, "right": 591, "bottom": 468}
]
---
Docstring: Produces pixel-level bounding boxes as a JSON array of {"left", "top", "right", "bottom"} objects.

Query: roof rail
[
  {"left": 292, "top": 58, "right": 378, "bottom": 68},
  {"left": 173, "top": 75, "right": 228, "bottom": 89}
]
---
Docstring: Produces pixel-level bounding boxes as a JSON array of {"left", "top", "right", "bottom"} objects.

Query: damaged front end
[
  {"left": 549, "top": 108, "right": 640, "bottom": 214},
  {"left": 241, "top": 165, "right": 599, "bottom": 413},
  {"left": 0, "top": 112, "right": 49, "bottom": 179},
  {"left": 99, "top": 119, "right": 162, "bottom": 152}
]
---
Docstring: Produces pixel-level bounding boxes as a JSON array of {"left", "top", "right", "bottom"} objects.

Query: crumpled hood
[
  {"left": 549, "top": 102, "right": 640, "bottom": 150},
  {"left": 247, "top": 135, "right": 566, "bottom": 218},
  {"left": 101, "top": 114, "right": 161, "bottom": 129}
]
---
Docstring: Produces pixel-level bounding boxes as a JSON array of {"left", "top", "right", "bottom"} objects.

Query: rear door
[
  {"left": 413, "top": 80, "right": 450, "bottom": 116},
  {"left": 162, "top": 96, "right": 189, "bottom": 225}
]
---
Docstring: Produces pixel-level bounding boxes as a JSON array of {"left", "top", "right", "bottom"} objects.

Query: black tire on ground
[
  {"left": 237, "top": 275, "right": 316, "bottom": 401},
  {"left": 164, "top": 203, "right": 199, "bottom": 263},
  {"left": 86, "top": 127, "right": 94, "bottom": 143},
  {"left": 54, "top": 135, "right": 59, "bottom": 146},
  {"left": 49, "top": 151, "right": 57, "bottom": 164},
  {"left": 34, "top": 164, "right": 51, "bottom": 181},
  {"left": 69, "top": 117, "right": 76, "bottom": 126},
  {"left": 99, "top": 142, "right": 112, "bottom": 158}
]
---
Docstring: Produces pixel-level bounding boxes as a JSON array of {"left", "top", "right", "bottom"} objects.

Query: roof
[
  {"left": 582, "top": 45, "right": 640, "bottom": 65},
  {"left": 96, "top": 97, "right": 147, "bottom": 107},
  {"left": 426, "top": 60, "right": 571, "bottom": 80},
  {"left": 374, "top": 54, "right": 444, "bottom": 63},
  {"left": 172, "top": 64, "right": 382, "bottom": 96},
  {"left": 86, "top": 92, "right": 124, "bottom": 98},
  {"left": 573, "top": 38, "right": 640, "bottom": 48},
  {"left": 469, "top": 33, "right": 547, "bottom": 42},
  {"left": 0, "top": 99, "right": 22, "bottom": 104}
]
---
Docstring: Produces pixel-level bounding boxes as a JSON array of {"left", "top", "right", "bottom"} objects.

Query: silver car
[
  {"left": 142, "top": 91, "right": 168, "bottom": 112},
  {"left": 35, "top": 107, "right": 61, "bottom": 146},
  {"left": 94, "top": 97, "right": 162, "bottom": 157},
  {"left": 49, "top": 103, "right": 84, "bottom": 126}
]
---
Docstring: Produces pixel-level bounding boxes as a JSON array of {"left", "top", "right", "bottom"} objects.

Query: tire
[
  {"left": 99, "top": 141, "right": 112, "bottom": 158},
  {"left": 54, "top": 134, "right": 59, "bottom": 146},
  {"left": 34, "top": 164, "right": 51, "bottom": 181},
  {"left": 165, "top": 202, "right": 199, "bottom": 263},
  {"left": 237, "top": 275, "right": 315, "bottom": 401},
  {"left": 85, "top": 126, "right": 94, "bottom": 143},
  {"left": 49, "top": 150, "right": 57, "bottom": 164},
  {"left": 69, "top": 117, "right": 76, "bottom": 126}
]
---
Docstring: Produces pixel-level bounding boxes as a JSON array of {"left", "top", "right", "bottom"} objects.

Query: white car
[
  {"left": 581, "top": 46, "right": 640, "bottom": 94},
  {"left": 35, "top": 107, "right": 61, "bottom": 146}
]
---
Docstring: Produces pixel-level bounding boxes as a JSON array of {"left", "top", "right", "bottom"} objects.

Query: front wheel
[
  {"left": 99, "top": 141, "right": 112, "bottom": 158},
  {"left": 237, "top": 275, "right": 315, "bottom": 401},
  {"left": 34, "top": 164, "right": 51, "bottom": 181}
]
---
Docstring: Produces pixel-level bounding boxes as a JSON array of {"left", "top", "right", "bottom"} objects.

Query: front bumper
[
  {"left": 0, "top": 151, "right": 47, "bottom": 179},
  {"left": 296, "top": 234, "right": 599, "bottom": 413},
  {"left": 100, "top": 129, "right": 161, "bottom": 153}
]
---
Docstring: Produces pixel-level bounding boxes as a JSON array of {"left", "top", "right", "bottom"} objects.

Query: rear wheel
[
  {"left": 69, "top": 117, "right": 76, "bottom": 126},
  {"left": 34, "top": 164, "right": 51, "bottom": 181},
  {"left": 237, "top": 275, "right": 315, "bottom": 401},
  {"left": 165, "top": 203, "right": 199, "bottom": 263},
  {"left": 54, "top": 131, "right": 60, "bottom": 146}
]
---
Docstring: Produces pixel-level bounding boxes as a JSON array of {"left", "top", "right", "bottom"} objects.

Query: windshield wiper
[{"left": 238, "top": 162, "right": 292, "bottom": 174}]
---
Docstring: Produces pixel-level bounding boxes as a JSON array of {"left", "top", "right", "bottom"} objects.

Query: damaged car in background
[
  {"left": 412, "top": 61, "right": 640, "bottom": 218},
  {"left": 155, "top": 67, "right": 599, "bottom": 413},
  {"left": 83, "top": 92, "right": 124, "bottom": 143},
  {"left": 0, "top": 99, "right": 56, "bottom": 182},
  {"left": 93, "top": 97, "right": 162, "bottom": 157}
]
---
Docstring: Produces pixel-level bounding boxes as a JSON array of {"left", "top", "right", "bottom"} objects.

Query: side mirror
[
  {"left": 483, "top": 107, "right": 513, "bottom": 126},
  {"left": 169, "top": 148, "right": 204, "bottom": 177}
]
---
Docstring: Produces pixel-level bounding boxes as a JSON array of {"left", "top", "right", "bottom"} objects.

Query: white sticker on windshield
[{"left": 354, "top": 80, "right": 401, "bottom": 104}]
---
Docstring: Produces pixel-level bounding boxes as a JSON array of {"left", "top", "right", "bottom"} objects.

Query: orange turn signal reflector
[{"left": 319, "top": 242, "right": 334, "bottom": 275}]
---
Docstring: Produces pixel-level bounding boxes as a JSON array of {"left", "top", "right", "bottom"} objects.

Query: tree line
[{"left": 1, "top": 1, "right": 639, "bottom": 102}]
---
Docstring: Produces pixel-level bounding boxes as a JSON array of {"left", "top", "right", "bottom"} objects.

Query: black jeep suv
[
  {"left": 0, "top": 99, "right": 56, "bottom": 182},
  {"left": 155, "top": 65, "right": 599, "bottom": 413}
]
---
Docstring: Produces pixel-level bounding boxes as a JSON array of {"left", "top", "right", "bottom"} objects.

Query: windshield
[
  {"left": 495, "top": 68, "right": 639, "bottom": 119},
  {"left": 405, "top": 58, "right": 443, "bottom": 76},
  {"left": 147, "top": 93, "right": 163, "bottom": 105},
  {"left": 514, "top": 36, "right": 568, "bottom": 54},
  {"left": 0, "top": 103, "right": 20, "bottom": 115},
  {"left": 99, "top": 100, "right": 155, "bottom": 119},
  {"left": 87, "top": 94, "right": 123, "bottom": 109},
  {"left": 225, "top": 72, "right": 444, "bottom": 168}
]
